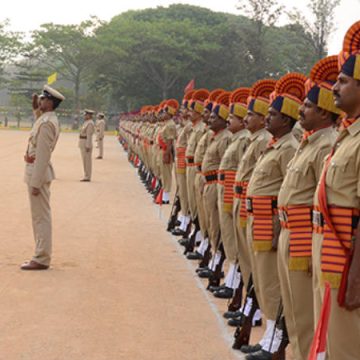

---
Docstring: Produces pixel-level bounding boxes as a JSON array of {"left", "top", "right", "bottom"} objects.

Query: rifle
[
  {"left": 167, "top": 191, "right": 181, "bottom": 232},
  {"left": 227, "top": 265, "right": 244, "bottom": 312},
  {"left": 207, "top": 240, "right": 226, "bottom": 289},
  {"left": 183, "top": 217, "right": 199, "bottom": 255},
  {"left": 232, "top": 275, "right": 259, "bottom": 349},
  {"left": 270, "top": 303, "right": 289, "bottom": 360},
  {"left": 198, "top": 242, "right": 211, "bottom": 269}
]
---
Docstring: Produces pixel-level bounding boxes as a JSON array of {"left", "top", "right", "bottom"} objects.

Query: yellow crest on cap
[
  {"left": 232, "top": 103, "right": 247, "bottom": 118},
  {"left": 253, "top": 98, "right": 269, "bottom": 117},
  {"left": 318, "top": 87, "right": 342, "bottom": 115}
]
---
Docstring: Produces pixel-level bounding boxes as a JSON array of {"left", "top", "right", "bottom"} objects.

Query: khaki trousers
[
  {"left": 218, "top": 185, "right": 237, "bottom": 263},
  {"left": 28, "top": 183, "right": 52, "bottom": 266},
  {"left": 233, "top": 198, "right": 251, "bottom": 288},
  {"left": 186, "top": 167, "right": 198, "bottom": 220},
  {"left": 278, "top": 228, "right": 313, "bottom": 360},
  {"left": 327, "top": 290, "right": 360, "bottom": 359},
  {"left": 203, "top": 183, "right": 220, "bottom": 250},
  {"left": 160, "top": 161, "right": 173, "bottom": 192},
  {"left": 247, "top": 215, "right": 280, "bottom": 320},
  {"left": 312, "top": 232, "right": 324, "bottom": 324},
  {"left": 194, "top": 173, "right": 208, "bottom": 236},
  {"left": 98, "top": 139, "right": 104, "bottom": 158},
  {"left": 80, "top": 146, "right": 93, "bottom": 180},
  {"left": 176, "top": 171, "right": 189, "bottom": 214}
]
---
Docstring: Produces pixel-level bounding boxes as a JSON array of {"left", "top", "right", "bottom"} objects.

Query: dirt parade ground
[{"left": 0, "top": 130, "right": 293, "bottom": 360}]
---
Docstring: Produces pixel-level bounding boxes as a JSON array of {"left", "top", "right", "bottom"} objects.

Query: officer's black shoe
[
  {"left": 208, "top": 283, "right": 226, "bottom": 293},
  {"left": 227, "top": 316, "right": 244, "bottom": 327},
  {"left": 214, "top": 287, "right": 233, "bottom": 299},
  {"left": 162, "top": 200, "right": 170, "bottom": 205},
  {"left": 245, "top": 350, "right": 272, "bottom": 360},
  {"left": 240, "top": 344, "right": 262, "bottom": 354},
  {"left": 186, "top": 251, "right": 203, "bottom": 260},
  {"left": 253, "top": 318, "right": 262, "bottom": 327},
  {"left": 196, "top": 265, "right": 209, "bottom": 273},
  {"left": 172, "top": 228, "right": 186, "bottom": 236},
  {"left": 198, "top": 269, "right": 214, "bottom": 278},
  {"left": 223, "top": 309, "right": 243, "bottom": 319},
  {"left": 175, "top": 220, "right": 181, "bottom": 227},
  {"left": 178, "top": 238, "right": 190, "bottom": 246}
]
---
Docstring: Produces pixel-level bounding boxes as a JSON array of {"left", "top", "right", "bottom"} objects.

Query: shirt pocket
[
  {"left": 286, "top": 164, "right": 309, "bottom": 188},
  {"left": 326, "top": 157, "right": 354, "bottom": 187},
  {"left": 253, "top": 164, "right": 273, "bottom": 186}
]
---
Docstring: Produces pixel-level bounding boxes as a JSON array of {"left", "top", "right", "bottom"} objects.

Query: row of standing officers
[{"left": 119, "top": 20, "right": 360, "bottom": 360}]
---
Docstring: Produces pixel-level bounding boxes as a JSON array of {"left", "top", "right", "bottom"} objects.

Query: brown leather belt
[{"left": 80, "top": 136, "right": 87, "bottom": 139}]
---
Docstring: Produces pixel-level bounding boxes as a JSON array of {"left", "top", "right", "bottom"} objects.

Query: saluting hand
[
  {"left": 31, "top": 187, "right": 40, "bottom": 196},
  {"left": 32, "top": 94, "right": 39, "bottom": 110}
]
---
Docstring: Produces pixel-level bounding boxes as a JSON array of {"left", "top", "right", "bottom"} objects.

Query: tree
[
  {"left": 30, "top": 17, "right": 103, "bottom": 113},
  {"left": 237, "top": 0, "right": 284, "bottom": 81},
  {"left": 287, "top": 0, "right": 341, "bottom": 60},
  {"left": 0, "top": 20, "right": 23, "bottom": 83}
]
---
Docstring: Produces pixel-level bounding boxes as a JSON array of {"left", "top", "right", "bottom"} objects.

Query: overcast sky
[{"left": 2, "top": 0, "right": 359, "bottom": 54}]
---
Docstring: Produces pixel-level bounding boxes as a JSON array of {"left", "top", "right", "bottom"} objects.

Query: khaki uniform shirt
[
  {"left": 176, "top": 121, "right": 192, "bottom": 148},
  {"left": 202, "top": 129, "right": 232, "bottom": 173},
  {"left": 235, "top": 128, "right": 272, "bottom": 183},
  {"left": 278, "top": 127, "right": 337, "bottom": 206},
  {"left": 324, "top": 119, "right": 360, "bottom": 208},
  {"left": 194, "top": 128, "right": 213, "bottom": 168},
  {"left": 24, "top": 111, "right": 60, "bottom": 188},
  {"left": 79, "top": 120, "right": 95, "bottom": 149},
  {"left": 96, "top": 119, "right": 106, "bottom": 140},
  {"left": 219, "top": 129, "right": 249, "bottom": 172},
  {"left": 247, "top": 133, "right": 298, "bottom": 197},
  {"left": 186, "top": 120, "right": 206, "bottom": 158},
  {"left": 160, "top": 119, "right": 177, "bottom": 142}
]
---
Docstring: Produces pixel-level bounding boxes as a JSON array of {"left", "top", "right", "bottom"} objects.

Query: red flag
[
  {"left": 308, "top": 282, "right": 331, "bottom": 360},
  {"left": 155, "top": 188, "right": 164, "bottom": 206},
  {"left": 151, "top": 177, "right": 157, "bottom": 190},
  {"left": 184, "top": 79, "right": 195, "bottom": 94}
]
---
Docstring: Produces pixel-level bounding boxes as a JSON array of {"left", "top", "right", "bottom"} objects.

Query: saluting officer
[{"left": 21, "top": 85, "right": 65, "bottom": 270}]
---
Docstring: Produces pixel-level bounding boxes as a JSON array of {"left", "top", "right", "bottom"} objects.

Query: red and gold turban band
[
  {"left": 212, "top": 91, "right": 231, "bottom": 121},
  {"left": 229, "top": 87, "right": 251, "bottom": 119},
  {"left": 307, "top": 55, "right": 342, "bottom": 115},
  {"left": 189, "top": 89, "right": 210, "bottom": 114},
  {"left": 340, "top": 21, "right": 360, "bottom": 80},
  {"left": 271, "top": 73, "right": 307, "bottom": 120},
  {"left": 248, "top": 79, "right": 277, "bottom": 116}
]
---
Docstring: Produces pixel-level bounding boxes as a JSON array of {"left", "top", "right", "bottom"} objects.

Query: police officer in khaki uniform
[
  {"left": 212, "top": 88, "right": 250, "bottom": 299},
  {"left": 95, "top": 112, "right": 106, "bottom": 159},
  {"left": 21, "top": 85, "right": 65, "bottom": 270},
  {"left": 230, "top": 80, "right": 273, "bottom": 338},
  {"left": 245, "top": 74, "right": 304, "bottom": 360},
  {"left": 314, "top": 22, "right": 360, "bottom": 359},
  {"left": 172, "top": 104, "right": 192, "bottom": 234},
  {"left": 277, "top": 58, "right": 340, "bottom": 360},
  {"left": 199, "top": 92, "right": 232, "bottom": 285},
  {"left": 158, "top": 100, "right": 177, "bottom": 203},
  {"left": 79, "top": 109, "right": 95, "bottom": 182}
]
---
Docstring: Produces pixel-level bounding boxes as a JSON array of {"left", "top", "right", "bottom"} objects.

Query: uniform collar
[
  {"left": 346, "top": 117, "right": 360, "bottom": 137},
  {"left": 231, "top": 128, "right": 248, "bottom": 142},
  {"left": 271, "top": 132, "right": 293, "bottom": 149},
  {"left": 307, "top": 126, "right": 335, "bottom": 143},
  {"left": 249, "top": 127, "right": 268, "bottom": 141}
]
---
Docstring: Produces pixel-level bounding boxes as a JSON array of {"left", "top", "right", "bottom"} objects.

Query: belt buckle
[
  {"left": 312, "top": 210, "right": 321, "bottom": 226},
  {"left": 246, "top": 198, "right": 252, "bottom": 212},
  {"left": 279, "top": 210, "right": 288, "bottom": 223}
]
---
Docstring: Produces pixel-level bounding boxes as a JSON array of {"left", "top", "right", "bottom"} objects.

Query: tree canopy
[{"left": 2, "top": 3, "right": 338, "bottom": 114}]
